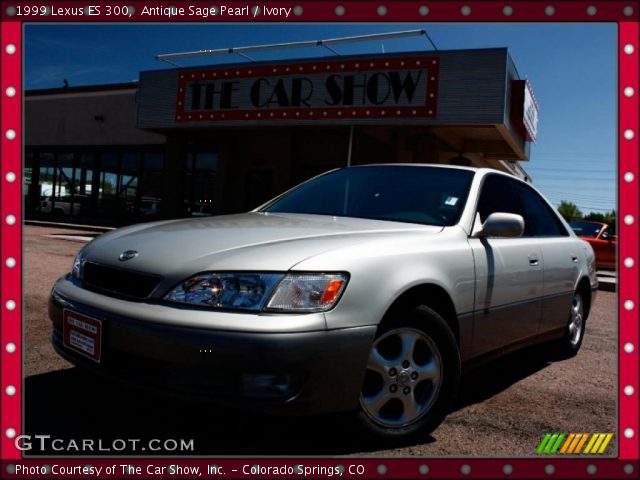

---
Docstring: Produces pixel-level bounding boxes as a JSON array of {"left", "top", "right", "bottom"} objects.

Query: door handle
[
  {"left": 571, "top": 254, "right": 579, "bottom": 263},
  {"left": 529, "top": 254, "right": 539, "bottom": 266}
]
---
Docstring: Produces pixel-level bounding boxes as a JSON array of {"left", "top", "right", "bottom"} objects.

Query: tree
[
  {"left": 584, "top": 209, "right": 616, "bottom": 232},
  {"left": 557, "top": 201, "right": 583, "bottom": 222}
]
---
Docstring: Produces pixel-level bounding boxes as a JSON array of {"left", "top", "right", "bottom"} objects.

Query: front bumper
[{"left": 49, "top": 279, "right": 377, "bottom": 415}]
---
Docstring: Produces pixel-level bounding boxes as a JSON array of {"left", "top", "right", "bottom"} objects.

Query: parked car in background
[
  {"left": 570, "top": 220, "right": 616, "bottom": 270},
  {"left": 50, "top": 165, "right": 597, "bottom": 440}
]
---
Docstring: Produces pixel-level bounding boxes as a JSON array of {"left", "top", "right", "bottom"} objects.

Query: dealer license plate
[{"left": 63, "top": 309, "right": 102, "bottom": 363}]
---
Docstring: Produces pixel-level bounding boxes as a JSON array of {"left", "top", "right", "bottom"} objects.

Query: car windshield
[
  {"left": 570, "top": 221, "right": 603, "bottom": 238},
  {"left": 261, "top": 166, "right": 475, "bottom": 227}
]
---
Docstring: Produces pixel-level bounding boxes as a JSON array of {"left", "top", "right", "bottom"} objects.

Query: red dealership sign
[{"left": 175, "top": 56, "right": 439, "bottom": 122}]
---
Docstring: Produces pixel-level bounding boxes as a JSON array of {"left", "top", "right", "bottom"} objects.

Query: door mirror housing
[{"left": 477, "top": 213, "right": 524, "bottom": 238}]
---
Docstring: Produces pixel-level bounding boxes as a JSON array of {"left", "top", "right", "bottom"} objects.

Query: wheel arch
[
  {"left": 577, "top": 276, "right": 593, "bottom": 319},
  {"left": 381, "top": 283, "right": 460, "bottom": 345}
]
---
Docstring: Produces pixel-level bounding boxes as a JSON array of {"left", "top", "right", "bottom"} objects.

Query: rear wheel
[
  {"left": 357, "top": 306, "right": 460, "bottom": 440},
  {"left": 552, "top": 291, "right": 586, "bottom": 358}
]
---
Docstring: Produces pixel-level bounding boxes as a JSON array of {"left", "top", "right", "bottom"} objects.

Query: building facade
[{"left": 25, "top": 47, "right": 536, "bottom": 225}]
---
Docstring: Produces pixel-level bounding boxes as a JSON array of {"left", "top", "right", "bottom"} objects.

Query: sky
[{"left": 24, "top": 23, "right": 617, "bottom": 214}]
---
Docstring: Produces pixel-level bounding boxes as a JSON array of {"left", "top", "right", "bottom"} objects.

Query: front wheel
[{"left": 357, "top": 306, "right": 460, "bottom": 440}]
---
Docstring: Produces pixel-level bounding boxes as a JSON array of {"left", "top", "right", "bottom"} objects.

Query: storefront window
[
  {"left": 139, "top": 152, "right": 164, "bottom": 221},
  {"left": 38, "top": 153, "right": 55, "bottom": 213},
  {"left": 120, "top": 153, "right": 140, "bottom": 219},
  {"left": 53, "top": 153, "right": 76, "bottom": 215},
  {"left": 185, "top": 150, "right": 219, "bottom": 216},
  {"left": 98, "top": 152, "right": 119, "bottom": 218},
  {"left": 24, "top": 153, "right": 35, "bottom": 213}
]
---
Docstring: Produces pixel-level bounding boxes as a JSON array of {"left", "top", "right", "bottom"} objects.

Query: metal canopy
[{"left": 155, "top": 29, "right": 437, "bottom": 65}]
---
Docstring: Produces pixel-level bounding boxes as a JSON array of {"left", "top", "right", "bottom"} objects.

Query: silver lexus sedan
[{"left": 49, "top": 165, "right": 597, "bottom": 439}]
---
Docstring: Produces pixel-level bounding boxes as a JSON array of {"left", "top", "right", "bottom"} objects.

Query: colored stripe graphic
[
  {"left": 537, "top": 434, "right": 552, "bottom": 454},
  {"left": 538, "top": 433, "right": 613, "bottom": 454},
  {"left": 560, "top": 434, "right": 575, "bottom": 453},
  {"left": 583, "top": 433, "right": 599, "bottom": 454},
  {"left": 597, "top": 434, "right": 613, "bottom": 454},
  {"left": 544, "top": 433, "right": 559, "bottom": 453},
  {"left": 549, "top": 433, "right": 566, "bottom": 453},
  {"left": 574, "top": 433, "right": 589, "bottom": 453}
]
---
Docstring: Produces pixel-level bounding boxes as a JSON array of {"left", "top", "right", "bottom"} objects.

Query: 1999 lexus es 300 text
[{"left": 50, "top": 165, "right": 597, "bottom": 439}]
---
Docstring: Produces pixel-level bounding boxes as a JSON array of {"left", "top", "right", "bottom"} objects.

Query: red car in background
[{"left": 570, "top": 220, "right": 616, "bottom": 270}]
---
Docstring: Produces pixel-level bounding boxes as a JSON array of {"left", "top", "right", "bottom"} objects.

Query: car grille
[{"left": 82, "top": 262, "right": 162, "bottom": 299}]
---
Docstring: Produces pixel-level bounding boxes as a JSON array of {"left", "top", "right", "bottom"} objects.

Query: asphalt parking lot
[{"left": 23, "top": 225, "right": 616, "bottom": 456}]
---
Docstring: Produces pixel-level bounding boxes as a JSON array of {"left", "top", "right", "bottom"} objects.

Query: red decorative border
[
  {"left": 1, "top": 1, "right": 639, "bottom": 477},
  {"left": 0, "top": 2, "right": 637, "bottom": 22},
  {"left": 1, "top": 19, "right": 22, "bottom": 463},
  {"left": 175, "top": 56, "right": 439, "bottom": 123},
  {"left": 618, "top": 19, "right": 639, "bottom": 462}
]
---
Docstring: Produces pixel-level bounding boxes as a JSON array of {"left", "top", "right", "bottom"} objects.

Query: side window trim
[
  {"left": 514, "top": 182, "right": 570, "bottom": 238},
  {"left": 472, "top": 173, "right": 526, "bottom": 238}
]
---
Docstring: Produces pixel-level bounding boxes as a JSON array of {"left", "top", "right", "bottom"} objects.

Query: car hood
[{"left": 82, "top": 212, "right": 442, "bottom": 278}]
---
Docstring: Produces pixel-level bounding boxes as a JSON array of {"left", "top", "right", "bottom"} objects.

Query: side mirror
[{"left": 477, "top": 213, "right": 524, "bottom": 238}]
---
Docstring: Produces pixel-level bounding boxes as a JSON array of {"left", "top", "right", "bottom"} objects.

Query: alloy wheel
[
  {"left": 568, "top": 293, "right": 584, "bottom": 346},
  {"left": 360, "top": 327, "right": 443, "bottom": 428}
]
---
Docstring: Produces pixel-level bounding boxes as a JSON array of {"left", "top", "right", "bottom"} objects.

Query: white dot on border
[
  {"left": 623, "top": 129, "right": 635, "bottom": 140},
  {"left": 377, "top": 5, "right": 387, "bottom": 16},
  {"left": 5, "top": 343, "right": 16, "bottom": 353},
  {"left": 586, "top": 464, "right": 597, "bottom": 475},
  {"left": 5, "top": 44, "right": 16, "bottom": 55},
  {"left": 503, "top": 464, "right": 513, "bottom": 475},
  {"left": 5, "top": 428, "right": 16, "bottom": 439},
  {"left": 545, "top": 464, "right": 555, "bottom": 475},
  {"left": 293, "top": 6, "right": 303, "bottom": 16},
  {"left": 624, "top": 464, "right": 634, "bottom": 474},
  {"left": 5, "top": 129, "right": 16, "bottom": 140},
  {"left": 624, "top": 214, "right": 634, "bottom": 225},
  {"left": 624, "top": 172, "right": 635, "bottom": 182},
  {"left": 623, "top": 6, "right": 634, "bottom": 16},
  {"left": 5, "top": 172, "right": 16, "bottom": 183},
  {"left": 624, "top": 342, "right": 635, "bottom": 353},
  {"left": 586, "top": 6, "right": 597, "bottom": 16},
  {"left": 624, "top": 385, "right": 635, "bottom": 395},
  {"left": 5, "top": 215, "right": 16, "bottom": 225},
  {"left": 5, "top": 385, "right": 16, "bottom": 396},
  {"left": 624, "top": 300, "right": 635, "bottom": 311},
  {"left": 335, "top": 5, "right": 345, "bottom": 16},
  {"left": 377, "top": 464, "right": 387, "bottom": 475},
  {"left": 624, "top": 257, "right": 635, "bottom": 268},
  {"left": 5, "top": 86, "right": 16, "bottom": 97},
  {"left": 544, "top": 5, "right": 555, "bottom": 15},
  {"left": 460, "top": 464, "right": 471, "bottom": 475},
  {"left": 624, "top": 87, "right": 635, "bottom": 97},
  {"left": 5, "top": 257, "right": 16, "bottom": 268},
  {"left": 418, "top": 464, "right": 429, "bottom": 475},
  {"left": 461, "top": 5, "right": 471, "bottom": 16},
  {"left": 418, "top": 5, "right": 429, "bottom": 16},
  {"left": 624, "top": 44, "right": 635, "bottom": 55},
  {"left": 5, "top": 300, "right": 16, "bottom": 311},
  {"left": 503, "top": 6, "right": 513, "bottom": 16},
  {"left": 623, "top": 428, "right": 634, "bottom": 438}
]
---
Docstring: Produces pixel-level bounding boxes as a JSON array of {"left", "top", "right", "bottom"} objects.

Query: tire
[
  {"left": 552, "top": 291, "right": 586, "bottom": 358},
  {"left": 356, "top": 305, "right": 460, "bottom": 440}
]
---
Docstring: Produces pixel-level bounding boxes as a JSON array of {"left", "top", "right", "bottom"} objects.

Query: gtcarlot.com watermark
[{"left": 15, "top": 435, "right": 194, "bottom": 453}]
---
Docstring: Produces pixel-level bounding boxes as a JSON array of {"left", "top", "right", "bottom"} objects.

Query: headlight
[
  {"left": 265, "top": 273, "right": 348, "bottom": 312},
  {"left": 164, "top": 272, "right": 348, "bottom": 312},
  {"left": 164, "top": 273, "right": 284, "bottom": 311},
  {"left": 71, "top": 252, "right": 85, "bottom": 280}
]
